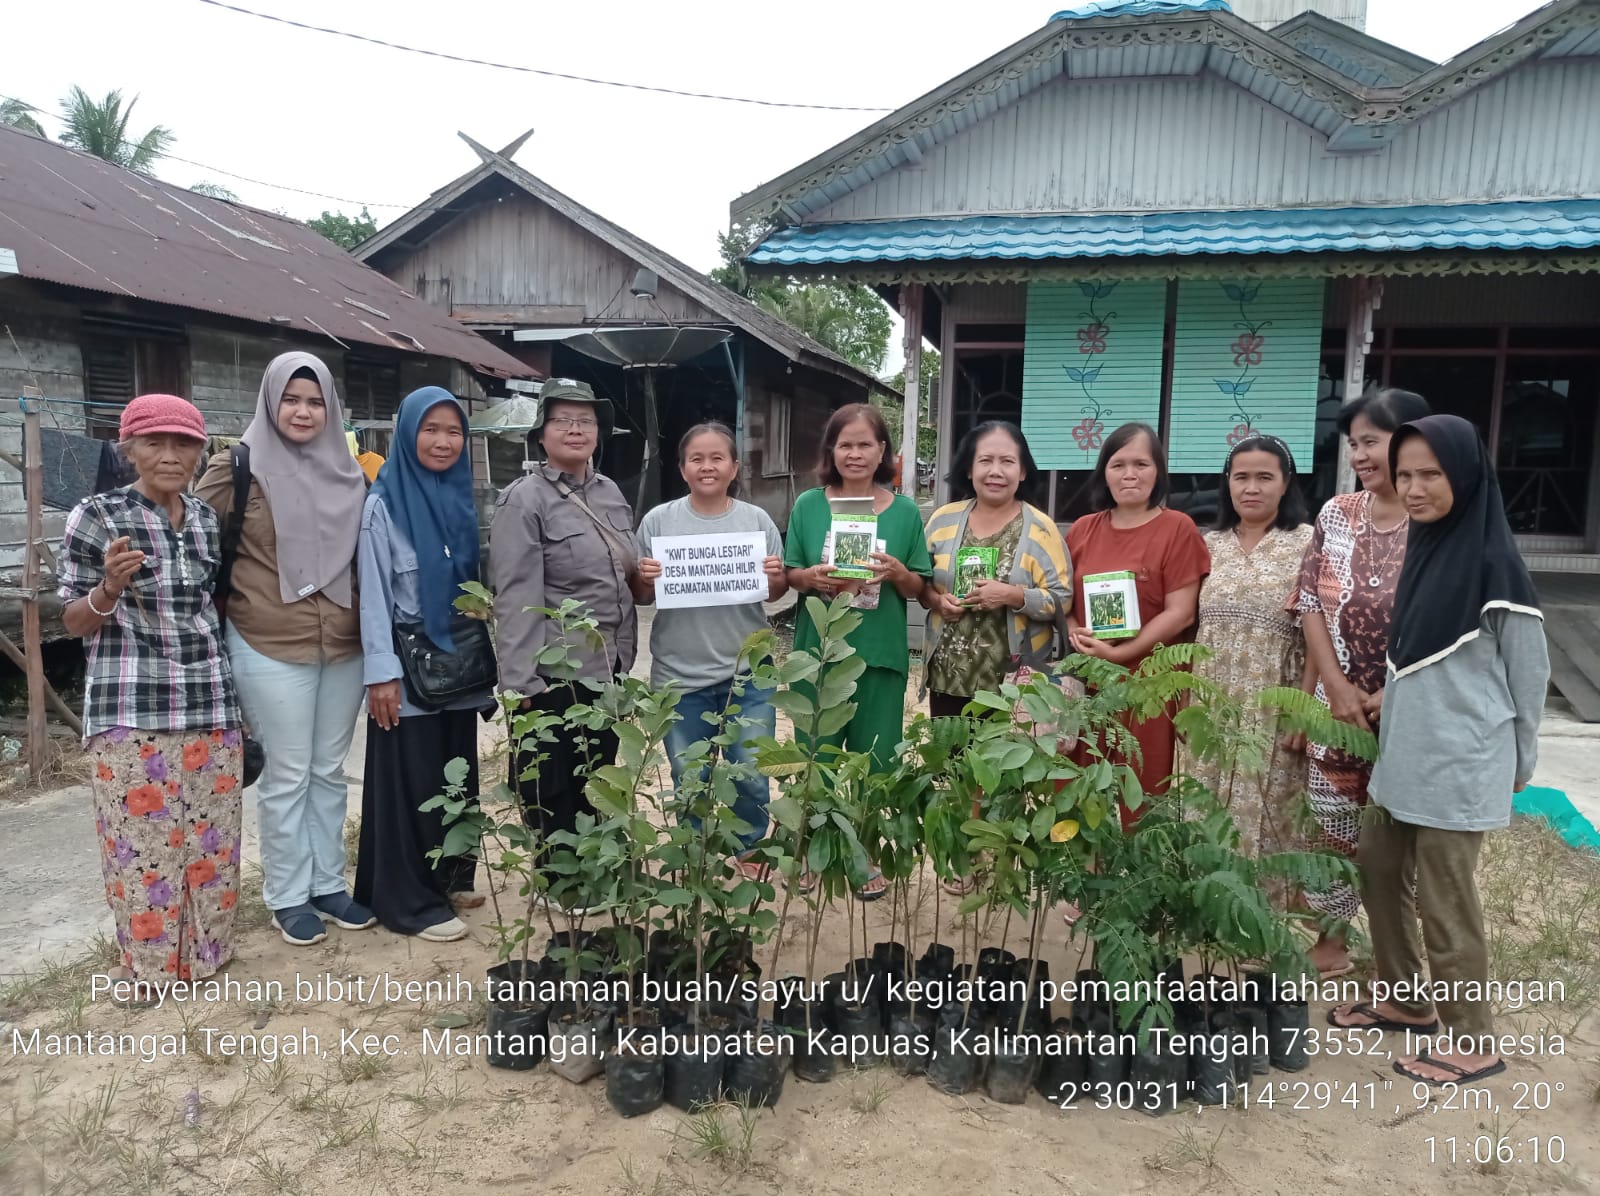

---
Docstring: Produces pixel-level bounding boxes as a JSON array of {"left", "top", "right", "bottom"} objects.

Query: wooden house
[
  {"left": 0, "top": 124, "right": 532, "bottom": 584},
  {"left": 733, "top": 0, "right": 1600, "bottom": 711},
  {"left": 355, "top": 135, "right": 888, "bottom": 531}
]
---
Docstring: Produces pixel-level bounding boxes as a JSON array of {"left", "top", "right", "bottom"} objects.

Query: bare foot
[{"left": 1310, "top": 933, "right": 1352, "bottom": 978}]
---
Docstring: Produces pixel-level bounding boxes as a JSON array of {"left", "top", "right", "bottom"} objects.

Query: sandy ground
[{"left": 2, "top": 611, "right": 1597, "bottom": 1195}]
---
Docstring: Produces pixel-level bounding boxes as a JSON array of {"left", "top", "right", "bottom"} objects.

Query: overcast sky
[{"left": 7, "top": 0, "right": 1541, "bottom": 276}]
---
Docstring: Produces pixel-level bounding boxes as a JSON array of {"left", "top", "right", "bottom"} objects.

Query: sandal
[
  {"left": 783, "top": 870, "right": 819, "bottom": 895},
  {"left": 1326, "top": 1002, "right": 1439, "bottom": 1034},
  {"left": 733, "top": 855, "right": 773, "bottom": 883},
  {"left": 854, "top": 870, "right": 887, "bottom": 902},
  {"left": 449, "top": 890, "right": 487, "bottom": 911},
  {"left": 942, "top": 874, "right": 979, "bottom": 897},
  {"left": 1393, "top": 1051, "right": 1506, "bottom": 1087}
]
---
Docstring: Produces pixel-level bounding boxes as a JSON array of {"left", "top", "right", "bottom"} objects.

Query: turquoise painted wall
[
  {"left": 1022, "top": 280, "right": 1167, "bottom": 471},
  {"left": 1167, "top": 278, "right": 1325, "bottom": 472}
]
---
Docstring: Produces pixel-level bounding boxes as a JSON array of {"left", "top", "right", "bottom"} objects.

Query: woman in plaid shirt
[{"left": 59, "top": 394, "right": 245, "bottom": 1005}]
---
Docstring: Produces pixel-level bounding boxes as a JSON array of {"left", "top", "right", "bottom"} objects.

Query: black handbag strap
[{"left": 213, "top": 442, "right": 251, "bottom": 597}]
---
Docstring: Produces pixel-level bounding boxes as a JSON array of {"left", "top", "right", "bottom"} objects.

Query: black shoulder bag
[
  {"left": 211, "top": 443, "right": 265, "bottom": 789},
  {"left": 391, "top": 613, "right": 496, "bottom": 711}
]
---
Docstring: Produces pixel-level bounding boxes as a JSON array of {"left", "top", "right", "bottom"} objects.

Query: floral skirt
[{"left": 90, "top": 727, "right": 244, "bottom": 983}]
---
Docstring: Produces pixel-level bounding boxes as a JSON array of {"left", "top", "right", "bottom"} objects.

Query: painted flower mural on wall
[
  {"left": 1065, "top": 281, "right": 1119, "bottom": 456},
  {"left": 1215, "top": 283, "right": 1272, "bottom": 448}
]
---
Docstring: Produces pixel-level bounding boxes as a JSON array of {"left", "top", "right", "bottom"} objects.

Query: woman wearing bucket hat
[
  {"left": 491, "top": 379, "right": 638, "bottom": 881},
  {"left": 59, "top": 394, "right": 246, "bottom": 1005},
  {"left": 197, "top": 352, "right": 374, "bottom": 948},
  {"left": 353, "top": 387, "right": 491, "bottom": 942}
]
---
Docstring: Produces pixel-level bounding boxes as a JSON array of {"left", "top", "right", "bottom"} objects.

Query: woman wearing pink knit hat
[{"left": 59, "top": 393, "right": 245, "bottom": 1006}]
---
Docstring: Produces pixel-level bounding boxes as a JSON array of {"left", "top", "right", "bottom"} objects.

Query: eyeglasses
[{"left": 546, "top": 416, "right": 599, "bottom": 431}]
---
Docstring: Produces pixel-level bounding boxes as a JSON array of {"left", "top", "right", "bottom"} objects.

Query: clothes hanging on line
[{"left": 28, "top": 427, "right": 136, "bottom": 510}]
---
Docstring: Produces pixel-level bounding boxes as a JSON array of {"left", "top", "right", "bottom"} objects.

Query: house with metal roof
[
  {"left": 734, "top": 0, "right": 1600, "bottom": 556},
  {"left": 0, "top": 122, "right": 532, "bottom": 578},
  {"left": 355, "top": 134, "right": 888, "bottom": 530}
]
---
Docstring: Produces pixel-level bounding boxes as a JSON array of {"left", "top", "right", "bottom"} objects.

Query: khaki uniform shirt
[
  {"left": 490, "top": 463, "right": 637, "bottom": 698},
  {"left": 196, "top": 452, "right": 361, "bottom": 665}
]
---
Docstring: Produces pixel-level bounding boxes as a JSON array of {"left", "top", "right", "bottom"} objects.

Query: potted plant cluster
[{"left": 429, "top": 585, "right": 1374, "bottom": 1119}]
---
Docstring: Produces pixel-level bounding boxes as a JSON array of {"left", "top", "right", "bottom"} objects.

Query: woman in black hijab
[{"left": 1327, "top": 414, "right": 1549, "bottom": 1087}]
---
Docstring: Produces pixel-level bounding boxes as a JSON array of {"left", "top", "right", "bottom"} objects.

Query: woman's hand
[
  {"left": 763, "top": 555, "right": 785, "bottom": 584},
  {"left": 1278, "top": 728, "right": 1308, "bottom": 753},
  {"left": 1070, "top": 626, "right": 1121, "bottom": 661},
  {"left": 865, "top": 551, "right": 910, "bottom": 588},
  {"left": 102, "top": 536, "right": 145, "bottom": 594},
  {"left": 931, "top": 590, "right": 965, "bottom": 622},
  {"left": 637, "top": 558, "right": 662, "bottom": 585},
  {"left": 964, "top": 579, "right": 1024, "bottom": 612},
  {"left": 802, "top": 562, "right": 844, "bottom": 597},
  {"left": 368, "top": 681, "right": 402, "bottom": 731},
  {"left": 1326, "top": 679, "right": 1372, "bottom": 731},
  {"left": 1361, "top": 687, "right": 1385, "bottom": 722}
]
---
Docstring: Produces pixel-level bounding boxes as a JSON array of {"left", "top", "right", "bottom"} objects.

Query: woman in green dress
[{"left": 784, "top": 403, "right": 932, "bottom": 897}]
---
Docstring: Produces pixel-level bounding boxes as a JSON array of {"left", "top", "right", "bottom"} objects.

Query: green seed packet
[{"left": 953, "top": 546, "right": 998, "bottom": 600}]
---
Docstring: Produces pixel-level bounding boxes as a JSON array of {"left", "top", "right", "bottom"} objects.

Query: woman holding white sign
[
  {"left": 1065, "top": 423, "right": 1210, "bottom": 829},
  {"left": 634, "top": 423, "right": 786, "bottom": 881}
]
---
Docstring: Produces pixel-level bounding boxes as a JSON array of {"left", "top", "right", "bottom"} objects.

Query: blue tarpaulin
[{"left": 1514, "top": 787, "right": 1600, "bottom": 855}]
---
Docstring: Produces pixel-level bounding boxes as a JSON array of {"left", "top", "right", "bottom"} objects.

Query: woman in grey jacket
[{"left": 1329, "top": 414, "right": 1548, "bottom": 1087}]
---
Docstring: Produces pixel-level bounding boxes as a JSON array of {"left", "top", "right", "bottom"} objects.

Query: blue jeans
[
  {"left": 664, "top": 680, "right": 775, "bottom": 850},
  {"left": 226, "top": 624, "right": 365, "bottom": 911}
]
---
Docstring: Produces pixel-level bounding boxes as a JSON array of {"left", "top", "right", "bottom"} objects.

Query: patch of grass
[
  {"left": 618, "top": 1156, "right": 674, "bottom": 1196},
  {"left": 1473, "top": 1109, "right": 1525, "bottom": 1176},
  {"left": 395, "top": 1059, "right": 469, "bottom": 1116},
  {"left": 850, "top": 1069, "right": 894, "bottom": 1116},
  {"left": 1480, "top": 817, "right": 1600, "bottom": 1036},
  {"left": 343, "top": 814, "right": 362, "bottom": 863},
  {"left": 249, "top": 1055, "right": 294, "bottom": 1096},
  {"left": 247, "top": 1149, "right": 308, "bottom": 1196},
  {"left": 672, "top": 1098, "right": 758, "bottom": 1170},
  {"left": 235, "top": 863, "right": 274, "bottom": 933},
  {"left": 0, "top": 935, "right": 117, "bottom": 1018},
  {"left": 317, "top": 1105, "right": 381, "bottom": 1152},
  {"left": 52, "top": 1075, "right": 120, "bottom": 1157},
  {"left": 1145, "top": 1122, "right": 1230, "bottom": 1176},
  {"left": 336, "top": 1049, "right": 392, "bottom": 1084}
]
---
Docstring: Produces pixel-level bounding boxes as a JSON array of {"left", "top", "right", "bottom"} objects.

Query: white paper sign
[{"left": 654, "top": 532, "right": 767, "bottom": 609}]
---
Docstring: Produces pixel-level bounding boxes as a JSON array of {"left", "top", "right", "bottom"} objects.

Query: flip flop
[
  {"left": 942, "top": 874, "right": 979, "bottom": 897},
  {"left": 783, "top": 870, "right": 819, "bottom": 895},
  {"left": 733, "top": 855, "right": 773, "bottom": 883},
  {"left": 1393, "top": 1051, "right": 1507, "bottom": 1087},
  {"left": 1326, "top": 1002, "right": 1439, "bottom": 1034},
  {"left": 854, "top": 870, "right": 887, "bottom": 902}
]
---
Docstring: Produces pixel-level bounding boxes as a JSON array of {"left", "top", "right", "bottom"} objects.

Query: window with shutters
[
  {"left": 344, "top": 357, "right": 402, "bottom": 420},
  {"left": 80, "top": 314, "right": 189, "bottom": 438}
]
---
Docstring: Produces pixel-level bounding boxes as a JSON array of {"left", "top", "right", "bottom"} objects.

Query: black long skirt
[{"left": 354, "top": 710, "right": 479, "bottom": 935}]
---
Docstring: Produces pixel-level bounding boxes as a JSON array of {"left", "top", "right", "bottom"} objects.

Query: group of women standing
[{"left": 64, "top": 368, "right": 1550, "bottom": 1086}]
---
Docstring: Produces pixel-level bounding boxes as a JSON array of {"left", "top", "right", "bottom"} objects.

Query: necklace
[{"left": 1362, "top": 494, "right": 1406, "bottom": 588}]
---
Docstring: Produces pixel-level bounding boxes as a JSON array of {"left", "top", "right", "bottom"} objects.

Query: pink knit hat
[{"left": 120, "top": 393, "right": 207, "bottom": 442}]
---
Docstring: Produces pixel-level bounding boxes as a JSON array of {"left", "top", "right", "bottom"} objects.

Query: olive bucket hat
[{"left": 531, "top": 378, "right": 614, "bottom": 433}]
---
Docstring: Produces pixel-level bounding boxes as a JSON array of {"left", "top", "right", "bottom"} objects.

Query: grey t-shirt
[{"left": 637, "top": 497, "right": 782, "bottom": 691}]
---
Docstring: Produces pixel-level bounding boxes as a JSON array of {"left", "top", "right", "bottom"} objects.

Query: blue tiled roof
[
  {"left": 747, "top": 202, "right": 1600, "bottom": 265},
  {"left": 1050, "top": 0, "right": 1231, "bottom": 18}
]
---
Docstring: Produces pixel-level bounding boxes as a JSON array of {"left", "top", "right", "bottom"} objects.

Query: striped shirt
[
  {"left": 58, "top": 488, "right": 240, "bottom": 741},
  {"left": 922, "top": 500, "right": 1074, "bottom": 692}
]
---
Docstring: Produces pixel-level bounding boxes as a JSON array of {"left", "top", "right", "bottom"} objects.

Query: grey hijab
[{"left": 240, "top": 352, "right": 366, "bottom": 607}]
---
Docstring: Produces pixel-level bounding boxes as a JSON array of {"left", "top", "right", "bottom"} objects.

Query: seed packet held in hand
[
  {"left": 826, "top": 512, "right": 878, "bottom": 581},
  {"left": 953, "top": 546, "right": 998, "bottom": 600},
  {"left": 1083, "top": 570, "right": 1141, "bottom": 639}
]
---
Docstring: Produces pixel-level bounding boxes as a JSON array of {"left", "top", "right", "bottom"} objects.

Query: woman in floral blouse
[
  {"left": 1178, "top": 434, "right": 1312, "bottom": 898},
  {"left": 59, "top": 394, "right": 244, "bottom": 1004},
  {"left": 1295, "top": 388, "right": 1430, "bottom": 977}
]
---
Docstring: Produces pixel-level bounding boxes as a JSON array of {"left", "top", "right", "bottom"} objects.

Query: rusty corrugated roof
[{"left": 0, "top": 126, "right": 532, "bottom": 378}]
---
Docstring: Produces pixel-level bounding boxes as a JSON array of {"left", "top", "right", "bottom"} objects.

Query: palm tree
[
  {"left": 0, "top": 98, "right": 47, "bottom": 138},
  {"left": 58, "top": 87, "right": 173, "bottom": 171}
]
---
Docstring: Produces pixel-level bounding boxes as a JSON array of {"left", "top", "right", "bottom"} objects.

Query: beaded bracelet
[{"left": 85, "top": 585, "right": 118, "bottom": 617}]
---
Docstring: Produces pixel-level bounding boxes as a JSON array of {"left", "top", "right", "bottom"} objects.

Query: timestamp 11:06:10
[{"left": 1425, "top": 1136, "right": 1565, "bottom": 1166}]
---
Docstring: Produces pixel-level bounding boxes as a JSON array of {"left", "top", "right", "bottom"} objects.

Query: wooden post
[
  {"left": 900, "top": 284, "right": 924, "bottom": 497},
  {"left": 20, "top": 399, "right": 47, "bottom": 780},
  {"left": 1337, "top": 277, "right": 1383, "bottom": 494}
]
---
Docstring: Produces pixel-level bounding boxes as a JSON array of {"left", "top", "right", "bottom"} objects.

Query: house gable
[
  {"left": 800, "top": 58, "right": 1600, "bottom": 223},
  {"left": 733, "top": 0, "right": 1600, "bottom": 224}
]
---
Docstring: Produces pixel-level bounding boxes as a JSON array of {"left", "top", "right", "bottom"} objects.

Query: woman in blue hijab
[{"left": 353, "top": 388, "right": 491, "bottom": 941}]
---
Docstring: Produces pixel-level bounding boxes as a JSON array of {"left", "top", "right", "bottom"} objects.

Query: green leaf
[
  {"left": 768, "top": 795, "right": 804, "bottom": 833},
  {"left": 771, "top": 689, "right": 816, "bottom": 725},
  {"left": 814, "top": 702, "right": 856, "bottom": 738},
  {"left": 432, "top": 1011, "right": 471, "bottom": 1029},
  {"left": 442, "top": 757, "right": 470, "bottom": 788}
]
